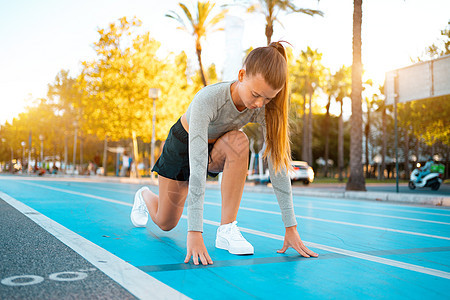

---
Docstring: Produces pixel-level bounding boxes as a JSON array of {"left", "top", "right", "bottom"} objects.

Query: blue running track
[{"left": 1, "top": 176, "right": 449, "bottom": 299}]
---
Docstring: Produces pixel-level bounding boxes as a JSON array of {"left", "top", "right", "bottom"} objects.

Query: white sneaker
[
  {"left": 130, "top": 187, "right": 149, "bottom": 227},
  {"left": 215, "top": 221, "right": 254, "bottom": 255}
]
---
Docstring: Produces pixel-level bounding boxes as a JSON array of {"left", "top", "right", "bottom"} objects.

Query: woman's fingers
[
  {"left": 279, "top": 242, "right": 318, "bottom": 258},
  {"left": 192, "top": 252, "right": 199, "bottom": 265},
  {"left": 277, "top": 244, "right": 288, "bottom": 253},
  {"left": 199, "top": 253, "right": 209, "bottom": 266},
  {"left": 205, "top": 252, "right": 214, "bottom": 265},
  {"left": 185, "top": 251, "right": 214, "bottom": 265},
  {"left": 303, "top": 246, "right": 319, "bottom": 257},
  {"left": 184, "top": 251, "right": 191, "bottom": 264},
  {"left": 293, "top": 244, "right": 310, "bottom": 258}
]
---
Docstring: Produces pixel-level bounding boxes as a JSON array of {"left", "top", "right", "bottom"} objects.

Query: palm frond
[
  {"left": 287, "top": 5, "right": 324, "bottom": 17},
  {"left": 246, "top": 3, "right": 259, "bottom": 13},
  {"left": 179, "top": 3, "right": 194, "bottom": 24},
  {"left": 165, "top": 11, "right": 188, "bottom": 30},
  {"left": 206, "top": 9, "right": 228, "bottom": 28}
]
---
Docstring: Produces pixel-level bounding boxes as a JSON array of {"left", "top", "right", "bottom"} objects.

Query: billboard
[{"left": 385, "top": 54, "right": 450, "bottom": 105}]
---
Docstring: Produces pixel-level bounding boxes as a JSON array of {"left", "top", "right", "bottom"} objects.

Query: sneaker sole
[{"left": 215, "top": 238, "right": 254, "bottom": 255}]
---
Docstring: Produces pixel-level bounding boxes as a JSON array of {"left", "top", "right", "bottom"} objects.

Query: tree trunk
[
  {"left": 403, "top": 103, "right": 411, "bottom": 178},
  {"left": 265, "top": 22, "right": 273, "bottom": 45},
  {"left": 346, "top": 0, "right": 366, "bottom": 191},
  {"left": 73, "top": 127, "right": 77, "bottom": 174},
  {"left": 79, "top": 134, "right": 83, "bottom": 174},
  {"left": 414, "top": 136, "right": 420, "bottom": 169},
  {"left": 364, "top": 101, "right": 370, "bottom": 178},
  {"left": 338, "top": 101, "right": 344, "bottom": 182},
  {"left": 102, "top": 137, "right": 108, "bottom": 176},
  {"left": 381, "top": 106, "right": 386, "bottom": 180},
  {"left": 324, "top": 97, "right": 331, "bottom": 177},
  {"left": 308, "top": 85, "right": 313, "bottom": 166},
  {"left": 64, "top": 136, "right": 68, "bottom": 174},
  {"left": 302, "top": 92, "right": 308, "bottom": 162},
  {"left": 403, "top": 128, "right": 410, "bottom": 178},
  {"left": 132, "top": 131, "right": 140, "bottom": 178},
  {"left": 196, "top": 43, "right": 207, "bottom": 87}
]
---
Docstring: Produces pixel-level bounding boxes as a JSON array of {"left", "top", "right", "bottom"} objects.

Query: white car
[{"left": 289, "top": 161, "right": 314, "bottom": 185}]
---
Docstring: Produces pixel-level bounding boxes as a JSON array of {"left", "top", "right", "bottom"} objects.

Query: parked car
[{"left": 289, "top": 161, "right": 314, "bottom": 185}]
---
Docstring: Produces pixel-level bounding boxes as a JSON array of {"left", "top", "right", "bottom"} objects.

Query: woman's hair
[{"left": 243, "top": 41, "right": 291, "bottom": 174}]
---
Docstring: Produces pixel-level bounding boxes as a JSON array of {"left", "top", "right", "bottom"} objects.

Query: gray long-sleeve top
[{"left": 186, "top": 81, "right": 297, "bottom": 232}]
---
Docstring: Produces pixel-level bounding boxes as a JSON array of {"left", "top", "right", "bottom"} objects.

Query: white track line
[
  {"left": 291, "top": 197, "right": 450, "bottom": 217},
  {"left": 205, "top": 202, "right": 450, "bottom": 241},
  {"left": 0, "top": 191, "right": 189, "bottom": 300},
  {"left": 14, "top": 181, "right": 450, "bottom": 280},
  {"left": 21, "top": 181, "right": 450, "bottom": 241},
  {"left": 6, "top": 176, "right": 450, "bottom": 216},
  {"left": 197, "top": 217, "right": 450, "bottom": 280},
  {"left": 47, "top": 181, "right": 450, "bottom": 225},
  {"left": 240, "top": 198, "right": 450, "bottom": 225}
]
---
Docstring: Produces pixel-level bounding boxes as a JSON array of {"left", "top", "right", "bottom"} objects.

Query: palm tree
[
  {"left": 346, "top": 0, "right": 366, "bottom": 191},
  {"left": 166, "top": 1, "right": 228, "bottom": 86},
  {"left": 373, "top": 84, "right": 389, "bottom": 180},
  {"left": 322, "top": 69, "right": 339, "bottom": 177},
  {"left": 247, "top": 0, "right": 323, "bottom": 45},
  {"left": 304, "top": 47, "right": 324, "bottom": 166},
  {"left": 334, "top": 66, "right": 351, "bottom": 182},
  {"left": 362, "top": 79, "right": 375, "bottom": 178},
  {"left": 291, "top": 47, "right": 324, "bottom": 165}
]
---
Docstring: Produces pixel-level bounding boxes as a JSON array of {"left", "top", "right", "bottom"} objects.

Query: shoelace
[
  {"left": 228, "top": 222, "right": 245, "bottom": 241},
  {"left": 135, "top": 190, "right": 148, "bottom": 213}
]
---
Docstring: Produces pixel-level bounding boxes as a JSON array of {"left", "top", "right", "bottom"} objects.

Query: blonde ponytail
[{"left": 244, "top": 42, "right": 291, "bottom": 173}]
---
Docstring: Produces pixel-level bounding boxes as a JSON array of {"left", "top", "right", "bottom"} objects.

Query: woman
[{"left": 131, "top": 42, "right": 318, "bottom": 266}]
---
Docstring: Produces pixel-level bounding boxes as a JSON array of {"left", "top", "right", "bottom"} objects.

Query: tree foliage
[
  {"left": 246, "top": 0, "right": 323, "bottom": 45},
  {"left": 166, "top": 1, "right": 228, "bottom": 86}
]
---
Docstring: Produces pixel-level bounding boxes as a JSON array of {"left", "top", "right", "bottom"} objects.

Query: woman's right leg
[{"left": 142, "top": 176, "right": 189, "bottom": 231}]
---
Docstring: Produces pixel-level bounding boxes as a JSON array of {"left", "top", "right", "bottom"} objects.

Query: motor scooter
[{"left": 408, "top": 165, "right": 443, "bottom": 191}]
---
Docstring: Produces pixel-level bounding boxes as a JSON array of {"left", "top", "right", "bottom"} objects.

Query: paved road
[{"left": 0, "top": 198, "right": 136, "bottom": 299}]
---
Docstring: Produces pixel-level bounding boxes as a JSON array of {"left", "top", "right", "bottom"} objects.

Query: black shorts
[{"left": 151, "top": 118, "right": 219, "bottom": 181}]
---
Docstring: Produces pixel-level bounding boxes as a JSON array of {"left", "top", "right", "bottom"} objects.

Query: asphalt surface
[{"left": 0, "top": 198, "right": 136, "bottom": 299}]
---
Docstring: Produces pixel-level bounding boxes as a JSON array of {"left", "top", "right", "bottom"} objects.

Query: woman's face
[{"left": 237, "top": 70, "right": 282, "bottom": 110}]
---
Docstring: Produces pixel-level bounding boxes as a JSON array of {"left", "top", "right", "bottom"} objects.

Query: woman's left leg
[{"left": 208, "top": 130, "right": 249, "bottom": 225}]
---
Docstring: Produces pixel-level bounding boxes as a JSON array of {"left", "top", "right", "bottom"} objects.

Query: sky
[{"left": 0, "top": 0, "right": 449, "bottom": 124}]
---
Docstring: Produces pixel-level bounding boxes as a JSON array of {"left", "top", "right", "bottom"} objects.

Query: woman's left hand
[{"left": 277, "top": 225, "right": 319, "bottom": 258}]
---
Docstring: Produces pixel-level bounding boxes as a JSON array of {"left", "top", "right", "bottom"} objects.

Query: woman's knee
[
  {"left": 224, "top": 130, "right": 249, "bottom": 156},
  {"left": 158, "top": 219, "right": 179, "bottom": 231}
]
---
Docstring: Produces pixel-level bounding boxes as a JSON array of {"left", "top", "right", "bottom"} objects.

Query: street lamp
[
  {"left": 39, "top": 134, "right": 44, "bottom": 168},
  {"left": 149, "top": 88, "right": 161, "bottom": 182}
]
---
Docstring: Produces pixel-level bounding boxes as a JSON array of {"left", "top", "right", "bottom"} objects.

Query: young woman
[{"left": 131, "top": 42, "right": 318, "bottom": 265}]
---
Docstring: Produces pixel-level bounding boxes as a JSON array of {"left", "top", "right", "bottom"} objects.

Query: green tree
[
  {"left": 302, "top": 47, "right": 325, "bottom": 165},
  {"left": 47, "top": 70, "right": 84, "bottom": 171},
  {"left": 333, "top": 65, "right": 352, "bottom": 181},
  {"left": 322, "top": 68, "right": 340, "bottom": 177},
  {"left": 373, "top": 84, "right": 390, "bottom": 179},
  {"left": 166, "top": 1, "right": 228, "bottom": 86},
  {"left": 420, "top": 21, "right": 450, "bottom": 60},
  {"left": 246, "top": 0, "right": 323, "bottom": 45},
  {"left": 346, "top": 0, "right": 366, "bottom": 191},
  {"left": 81, "top": 18, "right": 194, "bottom": 175}
]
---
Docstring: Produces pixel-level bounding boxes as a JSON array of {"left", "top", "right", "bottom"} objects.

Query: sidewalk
[{"left": 2, "top": 173, "right": 450, "bottom": 207}]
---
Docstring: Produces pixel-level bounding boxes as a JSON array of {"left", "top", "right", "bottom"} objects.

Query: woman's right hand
[{"left": 184, "top": 231, "right": 213, "bottom": 265}]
